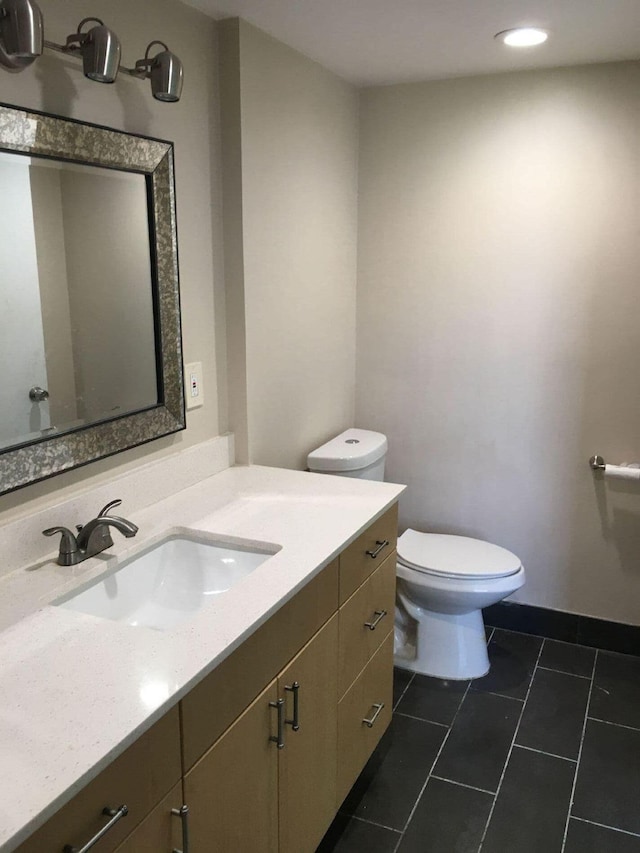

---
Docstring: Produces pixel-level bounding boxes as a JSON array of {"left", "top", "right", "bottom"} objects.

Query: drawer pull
[
  {"left": 285, "top": 682, "right": 300, "bottom": 731},
  {"left": 171, "top": 804, "right": 190, "bottom": 853},
  {"left": 364, "top": 609, "right": 388, "bottom": 631},
  {"left": 362, "top": 703, "right": 385, "bottom": 728},
  {"left": 63, "top": 804, "right": 128, "bottom": 852},
  {"left": 269, "top": 697, "right": 286, "bottom": 749},
  {"left": 366, "top": 539, "right": 389, "bottom": 559}
]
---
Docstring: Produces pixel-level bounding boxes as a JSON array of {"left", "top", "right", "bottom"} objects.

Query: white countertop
[{"left": 0, "top": 464, "right": 404, "bottom": 852}]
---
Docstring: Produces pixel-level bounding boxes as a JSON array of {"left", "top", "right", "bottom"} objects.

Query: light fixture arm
[
  {"left": 64, "top": 16, "right": 103, "bottom": 50},
  {"left": 133, "top": 39, "right": 169, "bottom": 77}
]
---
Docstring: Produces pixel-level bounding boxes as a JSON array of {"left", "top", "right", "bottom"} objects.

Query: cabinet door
[
  {"left": 114, "top": 784, "right": 183, "bottom": 853},
  {"left": 278, "top": 613, "right": 339, "bottom": 853},
  {"left": 184, "top": 680, "right": 279, "bottom": 853}
]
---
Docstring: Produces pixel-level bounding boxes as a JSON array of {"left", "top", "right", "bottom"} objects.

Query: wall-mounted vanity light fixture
[
  {"left": 63, "top": 17, "right": 121, "bottom": 83},
  {"left": 0, "top": 0, "right": 43, "bottom": 71},
  {"left": 0, "top": 0, "right": 184, "bottom": 101},
  {"left": 134, "top": 40, "right": 184, "bottom": 102}
]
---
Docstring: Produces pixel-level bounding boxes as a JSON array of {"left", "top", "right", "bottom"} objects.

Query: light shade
[
  {"left": 66, "top": 17, "right": 121, "bottom": 83},
  {"left": 136, "top": 40, "right": 183, "bottom": 102},
  {"left": 0, "top": 0, "right": 43, "bottom": 70},
  {"left": 495, "top": 27, "right": 549, "bottom": 47}
]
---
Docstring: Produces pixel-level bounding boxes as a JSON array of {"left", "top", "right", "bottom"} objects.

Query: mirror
[{"left": 0, "top": 103, "right": 185, "bottom": 494}]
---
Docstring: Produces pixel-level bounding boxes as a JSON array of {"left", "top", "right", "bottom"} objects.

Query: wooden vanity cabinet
[
  {"left": 179, "top": 505, "right": 398, "bottom": 852},
  {"left": 14, "top": 503, "right": 398, "bottom": 853}
]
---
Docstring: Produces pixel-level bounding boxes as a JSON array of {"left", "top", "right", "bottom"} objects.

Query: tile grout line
[
  {"left": 587, "top": 715, "right": 640, "bottom": 734},
  {"left": 394, "top": 711, "right": 449, "bottom": 728},
  {"left": 340, "top": 812, "right": 403, "bottom": 835},
  {"left": 537, "top": 665, "right": 592, "bottom": 681},
  {"left": 570, "top": 814, "right": 640, "bottom": 839},
  {"left": 477, "top": 636, "right": 546, "bottom": 851},
  {"left": 514, "top": 743, "right": 577, "bottom": 763},
  {"left": 430, "top": 774, "right": 496, "bottom": 796},
  {"left": 391, "top": 679, "right": 474, "bottom": 853},
  {"left": 392, "top": 670, "right": 415, "bottom": 712},
  {"left": 559, "top": 648, "right": 598, "bottom": 853},
  {"left": 471, "top": 688, "right": 525, "bottom": 704}
]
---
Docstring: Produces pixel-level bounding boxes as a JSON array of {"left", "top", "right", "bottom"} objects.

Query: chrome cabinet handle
[
  {"left": 285, "top": 682, "right": 300, "bottom": 731},
  {"left": 362, "top": 703, "right": 385, "bottom": 728},
  {"left": 365, "top": 539, "right": 389, "bottom": 559},
  {"left": 172, "top": 804, "right": 190, "bottom": 853},
  {"left": 63, "top": 805, "right": 128, "bottom": 853},
  {"left": 269, "top": 697, "right": 285, "bottom": 749},
  {"left": 364, "top": 609, "right": 387, "bottom": 631}
]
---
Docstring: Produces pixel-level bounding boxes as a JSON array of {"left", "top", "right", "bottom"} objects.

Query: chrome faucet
[{"left": 43, "top": 499, "right": 138, "bottom": 566}]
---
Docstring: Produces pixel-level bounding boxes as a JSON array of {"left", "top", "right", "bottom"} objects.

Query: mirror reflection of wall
[
  {"left": 0, "top": 152, "right": 159, "bottom": 451},
  {"left": 0, "top": 155, "right": 50, "bottom": 448}
]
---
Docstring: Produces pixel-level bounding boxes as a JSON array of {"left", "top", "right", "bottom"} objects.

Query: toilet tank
[{"left": 307, "top": 429, "right": 388, "bottom": 481}]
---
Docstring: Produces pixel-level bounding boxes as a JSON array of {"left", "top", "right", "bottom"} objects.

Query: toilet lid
[{"left": 397, "top": 529, "right": 522, "bottom": 580}]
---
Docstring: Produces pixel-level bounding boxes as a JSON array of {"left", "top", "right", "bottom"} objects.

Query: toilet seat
[{"left": 397, "top": 529, "right": 522, "bottom": 580}]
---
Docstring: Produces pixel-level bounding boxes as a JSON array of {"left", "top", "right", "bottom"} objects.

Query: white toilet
[{"left": 307, "top": 428, "right": 525, "bottom": 680}]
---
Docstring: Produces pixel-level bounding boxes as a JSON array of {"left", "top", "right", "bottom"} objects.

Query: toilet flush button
[{"left": 345, "top": 439, "right": 360, "bottom": 444}]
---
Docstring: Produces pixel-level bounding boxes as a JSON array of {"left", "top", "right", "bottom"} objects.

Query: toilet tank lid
[
  {"left": 397, "top": 529, "right": 522, "bottom": 579},
  {"left": 307, "top": 429, "right": 388, "bottom": 472}
]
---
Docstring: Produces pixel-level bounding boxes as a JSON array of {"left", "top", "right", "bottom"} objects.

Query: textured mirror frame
[{"left": 0, "top": 103, "right": 185, "bottom": 495}]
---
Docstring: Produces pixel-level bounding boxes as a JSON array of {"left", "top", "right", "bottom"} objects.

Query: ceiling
[{"left": 182, "top": 0, "right": 640, "bottom": 86}]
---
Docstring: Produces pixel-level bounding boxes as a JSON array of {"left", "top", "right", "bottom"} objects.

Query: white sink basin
[{"left": 54, "top": 533, "right": 280, "bottom": 631}]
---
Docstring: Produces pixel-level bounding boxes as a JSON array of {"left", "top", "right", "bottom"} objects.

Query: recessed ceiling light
[{"left": 495, "top": 27, "right": 549, "bottom": 48}]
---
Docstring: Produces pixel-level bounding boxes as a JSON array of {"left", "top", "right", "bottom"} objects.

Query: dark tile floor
[{"left": 317, "top": 627, "right": 640, "bottom": 852}]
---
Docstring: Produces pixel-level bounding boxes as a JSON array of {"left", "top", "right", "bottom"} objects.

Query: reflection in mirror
[
  {"left": 0, "top": 151, "right": 158, "bottom": 451},
  {"left": 0, "top": 103, "right": 184, "bottom": 495}
]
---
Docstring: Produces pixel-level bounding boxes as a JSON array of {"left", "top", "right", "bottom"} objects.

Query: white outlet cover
[{"left": 185, "top": 362, "right": 204, "bottom": 410}]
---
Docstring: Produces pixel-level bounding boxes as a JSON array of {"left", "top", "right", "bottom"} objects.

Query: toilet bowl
[
  {"left": 394, "top": 529, "right": 525, "bottom": 679},
  {"left": 307, "top": 429, "right": 525, "bottom": 681}
]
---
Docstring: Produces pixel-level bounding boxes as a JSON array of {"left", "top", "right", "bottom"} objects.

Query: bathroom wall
[
  {"left": 0, "top": 0, "right": 226, "bottom": 521},
  {"left": 219, "top": 20, "right": 359, "bottom": 468},
  {"left": 356, "top": 61, "right": 640, "bottom": 624}
]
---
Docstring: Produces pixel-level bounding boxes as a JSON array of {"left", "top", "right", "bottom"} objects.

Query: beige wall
[
  {"left": 356, "top": 61, "right": 640, "bottom": 623},
  {"left": 60, "top": 167, "right": 156, "bottom": 422},
  {"left": 220, "top": 20, "right": 359, "bottom": 469},
  {"left": 0, "top": 0, "right": 224, "bottom": 521}
]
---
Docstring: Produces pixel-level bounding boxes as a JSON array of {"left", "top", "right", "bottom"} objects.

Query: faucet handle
[
  {"left": 43, "top": 526, "right": 80, "bottom": 562},
  {"left": 98, "top": 499, "right": 122, "bottom": 517}
]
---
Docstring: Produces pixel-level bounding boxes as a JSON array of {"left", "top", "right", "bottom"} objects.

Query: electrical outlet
[{"left": 185, "top": 362, "right": 204, "bottom": 410}]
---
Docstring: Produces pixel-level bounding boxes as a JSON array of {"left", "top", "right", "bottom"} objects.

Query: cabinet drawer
[
  {"left": 338, "top": 551, "right": 396, "bottom": 698},
  {"left": 181, "top": 558, "right": 339, "bottom": 771},
  {"left": 339, "top": 504, "right": 398, "bottom": 604},
  {"left": 16, "top": 708, "right": 181, "bottom": 853},
  {"left": 114, "top": 784, "right": 183, "bottom": 853},
  {"left": 336, "top": 632, "right": 393, "bottom": 806}
]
